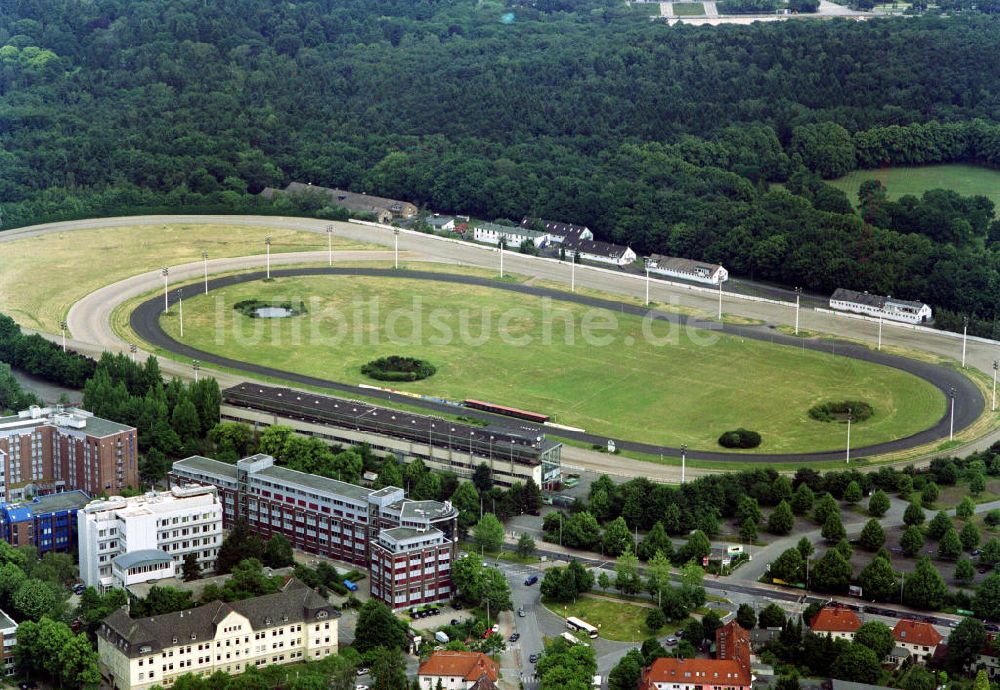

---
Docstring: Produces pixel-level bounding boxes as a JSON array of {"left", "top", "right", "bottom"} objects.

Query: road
[
  {"left": 129, "top": 265, "right": 982, "bottom": 462},
  {"left": 5, "top": 213, "right": 1000, "bottom": 474}
]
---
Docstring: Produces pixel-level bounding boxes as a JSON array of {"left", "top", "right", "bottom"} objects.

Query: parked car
[
  {"left": 524, "top": 574, "right": 539, "bottom": 586},
  {"left": 356, "top": 668, "right": 370, "bottom": 677},
  {"left": 529, "top": 654, "right": 539, "bottom": 663},
  {"left": 71, "top": 583, "right": 86, "bottom": 595},
  {"left": 665, "top": 637, "right": 678, "bottom": 646},
  {"left": 517, "top": 608, "right": 525, "bottom": 617},
  {"left": 491, "top": 623, "right": 500, "bottom": 633},
  {"left": 450, "top": 619, "right": 459, "bottom": 626},
  {"left": 510, "top": 633, "right": 520, "bottom": 642}
]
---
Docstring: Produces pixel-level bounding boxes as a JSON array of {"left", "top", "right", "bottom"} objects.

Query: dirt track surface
[{"left": 5, "top": 214, "right": 999, "bottom": 479}]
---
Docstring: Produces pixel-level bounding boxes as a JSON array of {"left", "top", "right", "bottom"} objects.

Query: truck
[
  {"left": 343, "top": 580, "right": 358, "bottom": 592},
  {"left": 434, "top": 631, "right": 450, "bottom": 644}
]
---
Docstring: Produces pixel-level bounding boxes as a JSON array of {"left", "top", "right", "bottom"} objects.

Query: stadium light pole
[
  {"left": 499, "top": 239, "right": 504, "bottom": 278},
  {"left": 717, "top": 280, "right": 723, "bottom": 320},
  {"left": 193, "top": 359, "right": 200, "bottom": 383},
  {"left": 645, "top": 266, "right": 650, "bottom": 306},
  {"left": 680, "top": 443, "right": 687, "bottom": 484},
  {"left": 178, "top": 289, "right": 184, "bottom": 338},
  {"left": 326, "top": 225, "right": 333, "bottom": 267},
  {"left": 877, "top": 315, "right": 883, "bottom": 352},
  {"left": 794, "top": 287, "right": 802, "bottom": 335},
  {"left": 394, "top": 228, "right": 400, "bottom": 269},
  {"left": 846, "top": 409, "right": 852, "bottom": 464},
  {"left": 264, "top": 235, "right": 272, "bottom": 280},
  {"left": 993, "top": 361, "right": 998, "bottom": 413},
  {"left": 60, "top": 320, "right": 67, "bottom": 352},
  {"left": 202, "top": 251, "right": 209, "bottom": 294},
  {"left": 962, "top": 316, "right": 969, "bottom": 368},
  {"left": 129, "top": 344, "right": 137, "bottom": 362},
  {"left": 161, "top": 267, "right": 169, "bottom": 313},
  {"left": 571, "top": 254, "right": 576, "bottom": 293},
  {"left": 950, "top": 387, "right": 956, "bottom": 440}
]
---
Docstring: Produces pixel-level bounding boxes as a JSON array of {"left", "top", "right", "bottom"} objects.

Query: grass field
[
  {"left": 672, "top": 3, "right": 707, "bottom": 15},
  {"left": 545, "top": 595, "right": 670, "bottom": 642},
  {"left": 158, "top": 273, "right": 946, "bottom": 453},
  {"left": 628, "top": 1, "right": 663, "bottom": 13},
  {"left": 829, "top": 164, "right": 1000, "bottom": 210},
  {"left": 0, "top": 223, "right": 372, "bottom": 334}
]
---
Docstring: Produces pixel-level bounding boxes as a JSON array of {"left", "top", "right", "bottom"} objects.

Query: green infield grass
[
  {"left": 158, "top": 273, "right": 946, "bottom": 454},
  {"left": 829, "top": 164, "right": 1000, "bottom": 210},
  {"left": 0, "top": 222, "right": 373, "bottom": 335},
  {"left": 672, "top": 3, "right": 707, "bottom": 15}
]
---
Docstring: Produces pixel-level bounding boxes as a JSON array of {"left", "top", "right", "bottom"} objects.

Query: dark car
[
  {"left": 524, "top": 575, "right": 539, "bottom": 586},
  {"left": 980, "top": 566, "right": 991, "bottom": 574},
  {"left": 529, "top": 654, "right": 539, "bottom": 664},
  {"left": 510, "top": 633, "right": 520, "bottom": 642},
  {"left": 452, "top": 602, "right": 463, "bottom": 610},
  {"left": 986, "top": 623, "right": 1000, "bottom": 633},
  {"left": 450, "top": 619, "right": 459, "bottom": 626}
]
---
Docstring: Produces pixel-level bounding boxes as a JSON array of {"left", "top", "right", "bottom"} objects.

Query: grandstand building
[
  {"left": 830, "top": 288, "right": 932, "bottom": 324},
  {"left": 219, "top": 383, "right": 562, "bottom": 490},
  {"left": 169, "top": 453, "right": 458, "bottom": 610}
]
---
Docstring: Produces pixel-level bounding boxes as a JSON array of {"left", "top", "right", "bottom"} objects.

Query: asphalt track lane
[{"left": 130, "top": 266, "right": 984, "bottom": 462}]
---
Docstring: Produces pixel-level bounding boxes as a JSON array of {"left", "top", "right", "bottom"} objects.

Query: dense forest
[{"left": 5, "top": 2, "right": 1000, "bottom": 332}]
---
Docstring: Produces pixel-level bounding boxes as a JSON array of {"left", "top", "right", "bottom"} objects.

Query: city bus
[
  {"left": 566, "top": 617, "right": 599, "bottom": 639},
  {"left": 561, "top": 631, "right": 589, "bottom": 647}
]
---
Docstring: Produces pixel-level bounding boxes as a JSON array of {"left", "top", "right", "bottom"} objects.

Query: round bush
[
  {"left": 361, "top": 356, "right": 436, "bottom": 382},
  {"left": 718, "top": 428, "right": 762, "bottom": 449},
  {"left": 808, "top": 400, "right": 874, "bottom": 423}
]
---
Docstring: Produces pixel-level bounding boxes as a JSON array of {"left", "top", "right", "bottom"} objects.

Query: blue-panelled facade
[{"left": 0, "top": 491, "right": 91, "bottom": 553}]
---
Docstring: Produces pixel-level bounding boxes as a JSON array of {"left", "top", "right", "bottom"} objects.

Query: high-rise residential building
[
  {"left": 0, "top": 405, "right": 138, "bottom": 502},
  {"left": 78, "top": 485, "right": 223, "bottom": 591},
  {"left": 0, "top": 490, "right": 91, "bottom": 553},
  {"left": 170, "top": 453, "right": 458, "bottom": 610}
]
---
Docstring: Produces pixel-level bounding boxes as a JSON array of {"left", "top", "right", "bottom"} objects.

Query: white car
[
  {"left": 491, "top": 623, "right": 500, "bottom": 633},
  {"left": 356, "top": 667, "right": 370, "bottom": 677}
]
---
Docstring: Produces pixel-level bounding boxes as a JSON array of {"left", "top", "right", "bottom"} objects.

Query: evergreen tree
[{"left": 868, "top": 489, "right": 890, "bottom": 517}]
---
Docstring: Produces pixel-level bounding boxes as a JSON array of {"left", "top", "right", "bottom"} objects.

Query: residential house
[
  {"left": 425, "top": 216, "right": 456, "bottom": 232},
  {"left": 640, "top": 621, "right": 752, "bottom": 690},
  {"left": 809, "top": 607, "right": 861, "bottom": 641},
  {"left": 892, "top": 619, "right": 942, "bottom": 664},
  {"left": 417, "top": 650, "right": 500, "bottom": 690},
  {"left": 473, "top": 222, "right": 549, "bottom": 249},
  {"left": 564, "top": 238, "right": 636, "bottom": 266}
]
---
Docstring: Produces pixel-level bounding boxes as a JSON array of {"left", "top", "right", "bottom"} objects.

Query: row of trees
[{"left": 0, "top": 313, "right": 95, "bottom": 388}]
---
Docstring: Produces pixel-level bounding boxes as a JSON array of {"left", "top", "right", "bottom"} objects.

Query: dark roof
[
  {"left": 100, "top": 578, "right": 336, "bottom": 657},
  {"left": 264, "top": 182, "right": 414, "bottom": 215},
  {"left": 647, "top": 254, "right": 724, "bottom": 276},
  {"left": 520, "top": 217, "right": 590, "bottom": 241},
  {"left": 830, "top": 288, "right": 886, "bottom": 309},
  {"left": 564, "top": 238, "right": 632, "bottom": 259}
]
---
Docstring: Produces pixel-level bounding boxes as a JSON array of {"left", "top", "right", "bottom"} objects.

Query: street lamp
[
  {"left": 993, "top": 361, "right": 998, "bottom": 413},
  {"left": 177, "top": 289, "right": 184, "bottom": 338},
  {"left": 193, "top": 360, "right": 200, "bottom": 383},
  {"left": 794, "top": 287, "right": 802, "bottom": 336},
  {"left": 846, "top": 409, "right": 852, "bottom": 464},
  {"left": 680, "top": 443, "right": 688, "bottom": 484},
  {"left": 393, "top": 228, "right": 400, "bottom": 270},
  {"left": 950, "top": 387, "right": 956, "bottom": 440},
  {"left": 264, "top": 236, "right": 272, "bottom": 280},
  {"left": 161, "top": 267, "right": 169, "bottom": 313},
  {"left": 59, "top": 320, "right": 67, "bottom": 352},
  {"left": 326, "top": 225, "right": 334, "bottom": 267},
  {"left": 962, "top": 316, "right": 969, "bottom": 368},
  {"left": 129, "top": 344, "right": 137, "bottom": 362}
]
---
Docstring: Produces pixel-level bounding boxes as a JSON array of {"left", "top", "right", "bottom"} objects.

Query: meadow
[
  {"left": 0, "top": 223, "right": 371, "bottom": 335},
  {"left": 158, "top": 274, "right": 946, "bottom": 453},
  {"left": 829, "top": 164, "right": 1000, "bottom": 209}
]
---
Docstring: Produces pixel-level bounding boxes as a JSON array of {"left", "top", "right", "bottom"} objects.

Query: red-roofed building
[
  {"left": 641, "top": 622, "right": 753, "bottom": 690},
  {"left": 418, "top": 651, "right": 500, "bottom": 690},
  {"left": 893, "top": 619, "right": 943, "bottom": 663},
  {"left": 810, "top": 606, "right": 862, "bottom": 640}
]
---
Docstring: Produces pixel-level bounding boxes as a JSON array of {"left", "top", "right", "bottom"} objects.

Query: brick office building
[{"left": 170, "top": 453, "right": 458, "bottom": 610}]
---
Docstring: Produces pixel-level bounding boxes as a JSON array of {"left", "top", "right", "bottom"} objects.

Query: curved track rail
[{"left": 131, "top": 267, "right": 984, "bottom": 462}]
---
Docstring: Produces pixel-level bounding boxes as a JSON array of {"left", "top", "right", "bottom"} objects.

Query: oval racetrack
[{"left": 130, "top": 266, "right": 984, "bottom": 463}]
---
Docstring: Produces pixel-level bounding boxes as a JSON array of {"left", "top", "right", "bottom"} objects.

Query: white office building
[{"left": 79, "top": 485, "right": 223, "bottom": 591}]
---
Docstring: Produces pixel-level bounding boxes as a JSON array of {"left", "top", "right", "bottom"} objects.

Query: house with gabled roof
[
  {"left": 810, "top": 606, "right": 862, "bottom": 641},
  {"left": 893, "top": 619, "right": 943, "bottom": 663},
  {"left": 418, "top": 650, "right": 499, "bottom": 690}
]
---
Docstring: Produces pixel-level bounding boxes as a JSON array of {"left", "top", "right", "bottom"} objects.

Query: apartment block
[
  {"left": 79, "top": 485, "right": 223, "bottom": 591},
  {"left": 0, "top": 489, "right": 91, "bottom": 553}
]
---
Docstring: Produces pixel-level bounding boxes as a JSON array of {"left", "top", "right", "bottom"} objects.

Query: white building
[
  {"left": 418, "top": 650, "right": 499, "bottom": 690},
  {"left": 473, "top": 222, "right": 549, "bottom": 248},
  {"left": 565, "top": 238, "right": 637, "bottom": 266},
  {"left": 78, "top": 485, "right": 223, "bottom": 591},
  {"left": 646, "top": 255, "right": 728, "bottom": 285},
  {"left": 98, "top": 578, "right": 338, "bottom": 690},
  {"left": 830, "top": 288, "right": 932, "bottom": 324},
  {"left": 425, "top": 215, "right": 456, "bottom": 232},
  {"left": 520, "top": 218, "right": 593, "bottom": 245},
  {"left": 0, "top": 608, "right": 16, "bottom": 677}
]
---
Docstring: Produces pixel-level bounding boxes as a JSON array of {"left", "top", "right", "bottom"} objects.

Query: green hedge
[
  {"left": 718, "top": 428, "right": 762, "bottom": 449},
  {"left": 361, "top": 356, "right": 436, "bottom": 382},
  {"left": 809, "top": 401, "right": 874, "bottom": 423}
]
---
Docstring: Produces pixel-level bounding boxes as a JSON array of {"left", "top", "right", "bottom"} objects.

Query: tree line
[{"left": 0, "top": 313, "right": 95, "bottom": 389}]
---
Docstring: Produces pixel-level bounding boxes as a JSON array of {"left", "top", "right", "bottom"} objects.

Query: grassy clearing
[
  {"left": 159, "top": 273, "right": 945, "bottom": 453},
  {"left": 629, "top": 1, "right": 664, "bottom": 13},
  {"left": 544, "top": 594, "right": 673, "bottom": 642},
  {"left": 829, "top": 164, "right": 1000, "bottom": 210},
  {"left": 672, "top": 2, "right": 707, "bottom": 14},
  {"left": 0, "top": 223, "right": 373, "bottom": 334}
]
